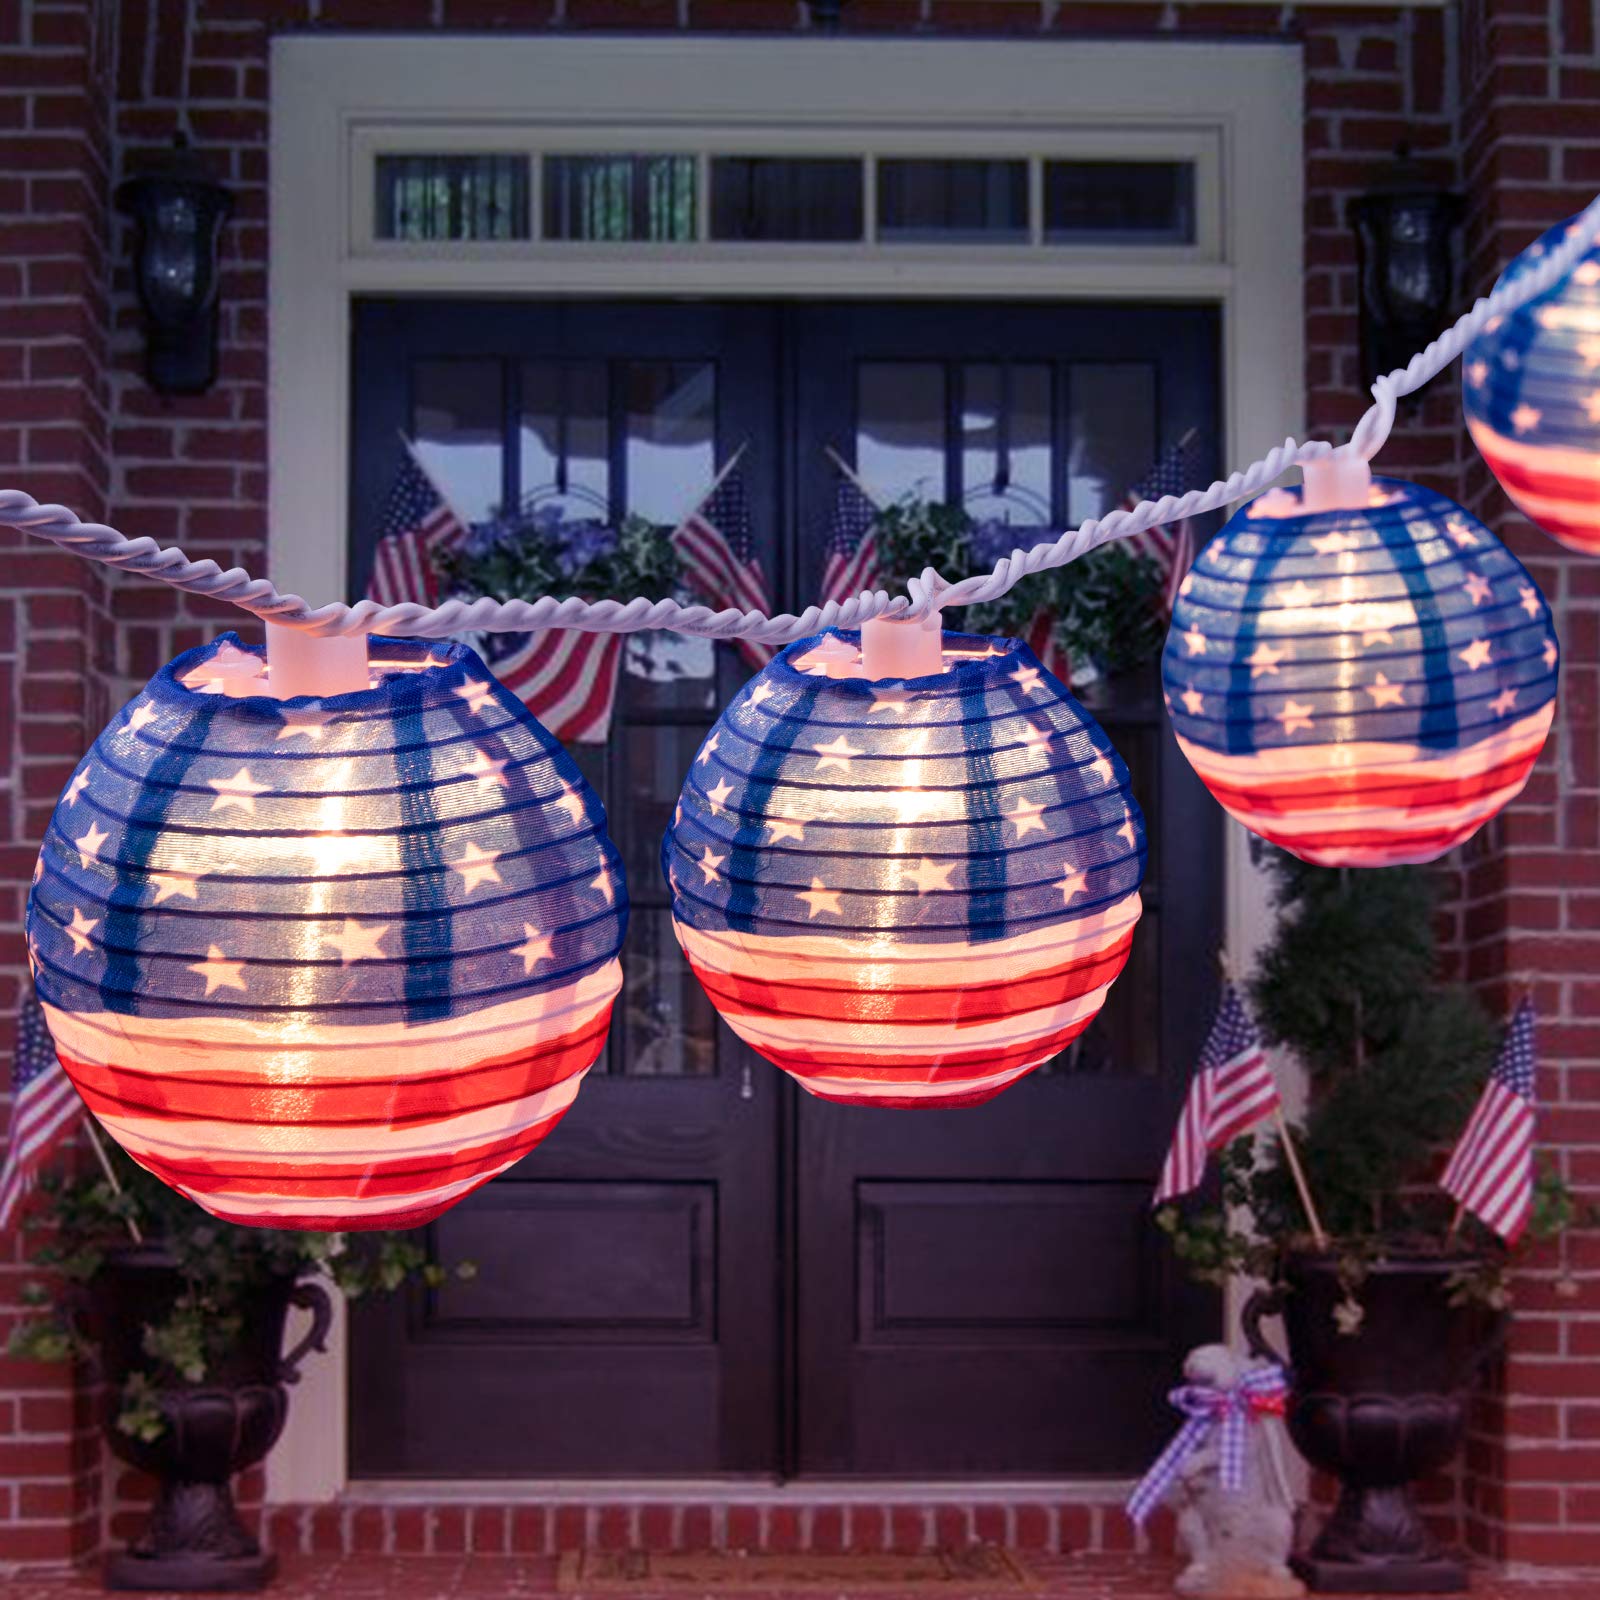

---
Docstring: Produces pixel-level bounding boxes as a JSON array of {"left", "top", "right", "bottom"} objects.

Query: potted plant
[
  {"left": 1157, "top": 849, "right": 1588, "bottom": 1594},
  {"left": 10, "top": 1144, "right": 472, "bottom": 1592}
]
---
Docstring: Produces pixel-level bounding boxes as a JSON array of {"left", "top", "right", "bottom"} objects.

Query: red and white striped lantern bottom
[
  {"left": 43, "top": 964, "right": 621, "bottom": 1230},
  {"left": 673, "top": 895, "right": 1141, "bottom": 1108},
  {"left": 1468, "top": 420, "right": 1600, "bottom": 556}
]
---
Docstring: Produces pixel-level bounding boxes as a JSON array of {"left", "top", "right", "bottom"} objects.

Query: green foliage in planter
[
  {"left": 437, "top": 510, "right": 681, "bottom": 605},
  {"left": 1157, "top": 848, "right": 1593, "bottom": 1314},
  {"left": 8, "top": 1143, "right": 473, "bottom": 1436},
  {"left": 871, "top": 498, "right": 1167, "bottom": 681}
]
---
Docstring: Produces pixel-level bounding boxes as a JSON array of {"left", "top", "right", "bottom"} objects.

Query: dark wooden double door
[{"left": 348, "top": 299, "right": 1221, "bottom": 1480}]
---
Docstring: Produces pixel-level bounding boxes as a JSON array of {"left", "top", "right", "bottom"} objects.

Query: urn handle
[
  {"left": 1241, "top": 1285, "right": 1291, "bottom": 1371},
  {"left": 279, "top": 1281, "right": 335, "bottom": 1384}
]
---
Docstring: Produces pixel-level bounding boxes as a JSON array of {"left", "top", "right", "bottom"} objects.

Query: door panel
[{"left": 347, "top": 297, "right": 1220, "bottom": 1480}]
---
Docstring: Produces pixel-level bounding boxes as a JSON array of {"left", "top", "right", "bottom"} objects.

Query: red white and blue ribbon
[{"left": 1126, "top": 1364, "right": 1290, "bottom": 1527}]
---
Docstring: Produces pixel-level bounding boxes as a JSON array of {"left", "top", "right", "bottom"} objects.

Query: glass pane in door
[
  {"left": 519, "top": 361, "right": 611, "bottom": 519},
  {"left": 960, "top": 363, "right": 1052, "bottom": 527},
  {"left": 856, "top": 362, "right": 946, "bottom": 503},
  {"left": 1066, "top": 363, "right": 1157, "bottom": 522},
  {"left": 411, "top": 358, "right": 504, "bottom": 522}
]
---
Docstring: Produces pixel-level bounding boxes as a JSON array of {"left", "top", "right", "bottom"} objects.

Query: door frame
[{"left": 266, "top": 32, "right": 1303, "bottom": 1498}]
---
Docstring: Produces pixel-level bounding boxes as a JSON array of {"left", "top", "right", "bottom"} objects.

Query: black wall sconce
[
  {"left": 116, "top": 134, "right": 235, "bottom": 397},
  {"left": 1349, "top": 147, "right": 1464, "bottom": 404}
]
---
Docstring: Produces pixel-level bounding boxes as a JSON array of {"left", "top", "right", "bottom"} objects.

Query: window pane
[
  {"left": 411, "top": 359, "right": 503, "bottom": 523},
  {"left": 877, "top": 159, "right": 1028, "bottom": 244},
  {"left": 1066, "top": 363, "right": 1156, "bottom": 526},
  {"left": 710, "top": 157, "right": 863, "bottom": 242},
  {"left": 619, "top": 910, "right": 719, "bottom": 1076},
  {"left": 1044, "top": 161, "right": 1196, "bottom": 245},
  {"left": 519, "top": 361, "right": 610, "bottom": 519},
  {"left": 961, "top": 364, "right": 1052, "bottom": 526},
  {"left": 624, "top": 361, "right": 715, "bottom": 525},
  {"left": 857, "top": 362, "right": 945, "bottom": 504},
  {"left": 543, "top": 155, "right": 698, "bottom": 243},
  {"left": 376, "top": 154, "right": 530, "bottom": 241}
]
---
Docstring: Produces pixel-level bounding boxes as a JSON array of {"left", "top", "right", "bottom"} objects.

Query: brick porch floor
[{"left": 11, "top": 1553, "right": 1600, "bottom": 1598}]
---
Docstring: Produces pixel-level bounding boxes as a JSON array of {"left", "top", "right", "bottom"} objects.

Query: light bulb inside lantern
[
  {"left": 27, "top": 633, "right": 628, "bottom": 1230},
  {"left": 1164, "top": 476, "right": 1559, "bottom": 866},
  {"left": 1464, "top": 215, "right": 1600, "bottom": 554},
  {"left": 663, "top": 628, "right": 1146, "bottom": 1108}
]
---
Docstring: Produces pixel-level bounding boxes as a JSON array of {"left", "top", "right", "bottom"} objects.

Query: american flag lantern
[
  {"left": 662, "top": 621, "right": 1146, "bottom": 1108},
  {"left": 25, "top": 632, "right": 627, "bottom": 1230},
  {"left": 1163, "top": 457, "right": 1559, "bottom": 867},
  {"left": 1463, "top": 217, "right": 1600, "bottom": 555}
]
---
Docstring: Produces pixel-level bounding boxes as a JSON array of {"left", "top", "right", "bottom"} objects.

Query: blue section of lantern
[
  {"left": 28, "top": 633, "right": 628, "bottom": 1027},
  {"left": 662, "top": 629, "right": 1146, "bottom": 946},
  {"left": 1163, "top": 479, "right": 1558, "bottom": 758},
  {"left": 1463, "top": 215, "right": 1600, "bottom": 454}
]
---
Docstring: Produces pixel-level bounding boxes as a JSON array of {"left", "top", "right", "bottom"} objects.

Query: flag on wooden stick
[
  {"left": 1441, "top": 997, "right": 1538, "bottom": 1244},
  {"left": 365, "top": 442, "right": 470, "bottom": 608},
  {"left": 820, "top": 471, "right": 881, "bottom": 607},
  {"left": 671, "top": 456, "right": 775, "bottom": 672},
  {"left": 1123, "top": 429, "right": 1200, "bottom": 619},
  {"left": 1154, "top": 979, "right": 1281, "bottom": 1205},
  {"left": 0, "top": 992, "right": 83, "bottom": 1228}
]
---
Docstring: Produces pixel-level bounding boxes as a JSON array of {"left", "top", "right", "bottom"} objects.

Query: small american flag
[
  {"left": 1123, "top": 432, "right": 1200, "bottom": 614},
  {"left": 671, "top": 463, "right": 775, "bottom": 672},
  {"left": 1155, "top": 979, "right": 1281, "bottom": 1206},
  {"left": 820, "top": 476, "right": 881, "bottom": 607},
  {"left": 1025, "top": 607, "right": 1072, "bottom": 685},
  {"left": 365, "top": 446, "right": 469, "bottom": 608},
  {"left": 0, "top": 993, "right": 82, "bottom": 1228},
  {"left": 1441, "top": 997, "right": 1538, "bottom": 1244}
]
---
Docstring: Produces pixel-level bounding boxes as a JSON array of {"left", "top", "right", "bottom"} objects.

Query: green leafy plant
[
  {"left": 871, "top": 497, "right": 1167, "bottom": 682},
  {"left": 1158, "top": 848, "right": 1594, "bottom": 1316},
  {"left": 8, "top": 1145, "right": 474, "bottom": 1437}
]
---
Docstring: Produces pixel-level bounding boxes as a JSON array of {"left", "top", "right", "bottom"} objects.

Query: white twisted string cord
[{"left": 3, "top": 192, "right": 1598, "bottom": 642}]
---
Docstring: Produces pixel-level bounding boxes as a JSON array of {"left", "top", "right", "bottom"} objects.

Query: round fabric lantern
[
  {"left": 662, "top": 628, "right": 1146, "bottom": 1108},
  {"left": 1463, "top": 215, "right": 1600, "bottom": 553},
  {"left": 1163, "top": 474, "right": 1558, "bottom": 867},
  {"left": 26, "top": 633, "right": 626, "bottom": 1230}
]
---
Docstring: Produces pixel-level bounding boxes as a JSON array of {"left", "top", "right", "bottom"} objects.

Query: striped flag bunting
[
  {"left": 1440, "top": 996, "right": 1538, "bottom": 1244},
  {"left": 25, "top": 633, "right": 627, "bottom": 1230},
  {"left": 671, "top": 463, "right": 775, "bottom": 673},
  {"left": 0, "top": 992, "right": 83, "bottom": 1229},
  {"left": 478, "top": 627, "right": 627, "bottom": 747},
  {"left": 1154, "top": 979, "right": 1280, "bottom": 1206},
  {"left": 820, "top": 476, "right": 881, "bottom": 606},
  {"left": 365, "top": 444, "right": 469, "bottom": 608}
]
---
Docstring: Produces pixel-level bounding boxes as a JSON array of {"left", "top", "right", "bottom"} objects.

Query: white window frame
[{"left": 268, "top": 33, "right": 1302, "bottom": 1498}]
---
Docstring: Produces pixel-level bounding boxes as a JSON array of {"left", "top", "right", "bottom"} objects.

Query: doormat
[{"left": 556, "top": 1546, "right": 1036, "bottom": 1592}]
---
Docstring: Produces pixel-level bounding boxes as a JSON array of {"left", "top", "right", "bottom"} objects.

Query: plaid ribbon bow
[{"left": 1125, "top": 1364, "right": 1289, "bottom": 1527}]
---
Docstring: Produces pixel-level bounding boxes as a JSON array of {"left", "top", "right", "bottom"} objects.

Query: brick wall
[{"left": 3, "top": 0, "right": 1597, "bottom": 1572}]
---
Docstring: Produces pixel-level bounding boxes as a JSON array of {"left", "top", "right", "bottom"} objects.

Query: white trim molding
[{"left": 268, "top": 32, "right": 1302, "bottom": 1496}]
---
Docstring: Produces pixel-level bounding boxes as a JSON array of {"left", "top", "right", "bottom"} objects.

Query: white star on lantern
[
  {"left": 512, "top": 924, "right": 554, "bottom": 973},
  {"left": 1577, "top": 261, "right": 1600, "bottom": 286},
  {"left": 1276, "top": 580, "right": 1317, "bottom": 611},
  {"left": 320, "top": 919, "right": 390, "bottom": 963},
  {"left": 1019, "top": 724, "right": 1052, "bottom": 753},
  {"left": 1009, "top": 665, "right": 1045, "bottom": 695},
  {"left": 1463, "top": 572, "right": 1493, "bottom": 606},
  {"left": 705, "top": 776, "right": 735, "bottom": 814},
  {"left": 450, "top": 841, "right": 503, "bottom": 894},
  {"left": 555, "top": 784, "right": 588, "bottom": 827},
  {"left": 64, "top": 770, "right": 90, "bottom": 807},
  {"left": 464, "top": 748, "right": 510, "bottom": 790},
  {"left": 1181, "top": 627, "right": 1207, "bottom": 656},
  {"left": 1488, "top": 687, "right": 1519, "bottom": 716},
  {"left": 1247, "top": 642, "right": 1285, "bottom": 678},
  {"left": 1519, "top": 585, "right": 1540, "bottom": 619},
  {"left": 905, "top": 858, "right": 955, "bottom": 893},
  {"left": 698, "top": 732, "right": 721, "bottom": 764},
  {"left": 1578, "top": 337, "right": 1600, "bottom": 370},
  {"left": 1006, "top": 798, "right": 1048, "bottom": 839},
  {"left": 148, "top": 866, "right": 201, "bottom": 905},
  {"left": 1311, "top": 529, "right": 1362, "bottom": 556},
  {"left": 1444, "top": 518, "right": 1480, "bottom": 548},
  {"left": 1276, "top": 700, "right": 1315, "bottom": 735},
  {"left": 591, "top": 867, "right": 615, "bottom": 904},
  {"left": 1115, "top": 814, "right": 1139, "bottom": 849},
  {"left": 1366, "top": 673, "right": 1406, "bottom": 708},
  {"left": 207, "top": 767, "right": 271, "bottom": 814},
  {"left": 1458, "top": 638, "right": 1494, "bottom": 671},
  {"left": 813, "top": 735, "right": 863, "bottom": 772},
  {"left": 128, "top": 704, "right": 159, "bottom": 735},
  {"left": 698, "top": 846, "right": 725, "bottom": 884},
  {"left": 1088, "top": 753, "right": 1115, "bottom": 786},
  {"left": 798, "top": 879, "right": 843, "bottom": 919},
  {"left": 65, "top": 907, "right": 99, "bottom": 956},
  {"left": 189, "top": 944, "right": 247, "bottom": 995},
  {"left": 869, "top": 687, "right": 913, "bottom": 715},
  {"left": 275, "top": 709, "right": 332, "bottom": 743},
  {"left": 75, "top": 820, "right": 109, "bottom": 868},
  {"left": 1510, "top": 404, "right": 1542, "bottom": 434},
  {"left": 453, "top": 678, "right": 495, "bottom": 716},
  {"left": 748, "top": 682, "right": 775, "bottom": 711},
  {"left": 1544, "top": 637, "right": 1559, "bottom": 670},
  {"left": 1180, "top": 686, "right": 1205, "bottom": 716},
  {"left": 1466, "top": 359, "right": 1489, "bottom": 387},
  {"left": 1585, "top": 391, "right": 1600, "bottom": 424},
  {"left": 1055, "top": 865, "right": 1089, "bottom": 904}
]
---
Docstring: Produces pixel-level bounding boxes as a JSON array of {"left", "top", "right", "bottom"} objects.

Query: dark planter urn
[
  {"left": 1244, "top": 1255, "right": 1504, "bottom": 1595},
  {"left": 84, "top": 1246, "right": 333, "bottom": 1592}
]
